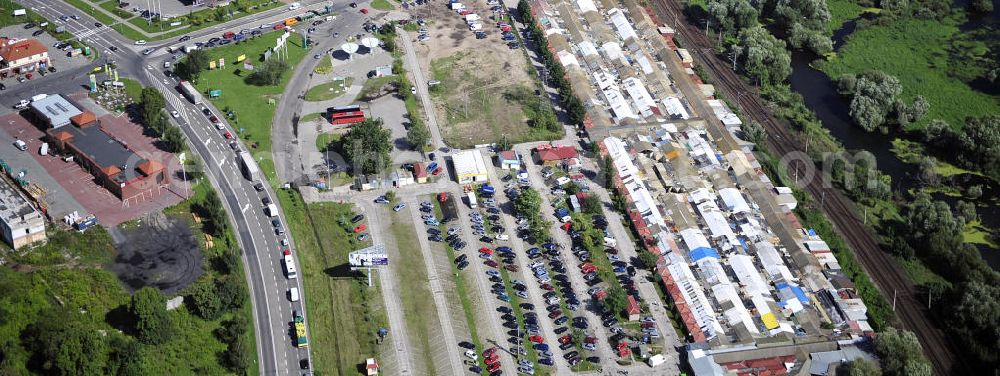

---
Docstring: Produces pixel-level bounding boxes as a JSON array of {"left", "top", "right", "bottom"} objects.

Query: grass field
[
  {"left": 191, "top": 32, "right": 309, "bottom": 185},
  {"left": 430, "top": 50, "right": 561, "bottom": 148},
  {"left": 314, "top": 55, "right": 333, "bottom": 74},
  {"left": 963, "top": 220, "right": 997, "bottom": 248},
  {"left": 371, "top": 0, "right": 395, "bottom": 11},
  {"left": 64, "top": 0, "right": 281, "bottom": 41},
  {"left": 819, "top": 16, "right": 1000, "bottom": 130},
  {"left": 825, "top": 0, "right": 864, "bottom": 31},
  {"left": 388, "top": 212, "right": 438, "bottom": 376},
  {"left": 276, "top": 191, "right": 389, "bottom": 375},
  {"left": 305, "top": 77, "right": 353, "bottom": 102}
]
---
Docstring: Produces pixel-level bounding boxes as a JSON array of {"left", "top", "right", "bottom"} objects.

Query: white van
[
  {"left": 555, "top": 176, "right": 571, "bottom": 186},
  {"left": 13, "top": 140, "right": 27, "bottom": 151},
  {"left": 289, "top": 2, "right": 301, "bottom": 10},
  {"left": 289, "top": 287, "right": 299, "bottom": 302}
]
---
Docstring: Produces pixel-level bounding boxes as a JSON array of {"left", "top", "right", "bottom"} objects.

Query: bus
[
  {"left": 327, "top": 105, "right": 366, "bottom": 125},
  {"left": 284, "top": 254, "right": 298, "bottom": 279}
]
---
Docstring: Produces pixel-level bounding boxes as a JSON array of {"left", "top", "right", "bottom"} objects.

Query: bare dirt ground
[
  {"left": 112, "top": 213, "right": 201, "bottom": 294},
  {"left": 405, "top": 1, "right": 546, "bottom": 148}
]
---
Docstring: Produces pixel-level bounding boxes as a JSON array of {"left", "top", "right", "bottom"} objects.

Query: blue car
[
  {"left": 532, "top": 343, "right": 549, "bottom": 351},
  {"left": 496, "top": 246, "right": 512, "bottom": 253},
  {"left": 538, "top": 358, "right": 554, "bottom": 366},
  {"left": 498, "top": 294, "right": 512, "bottom": 302}
]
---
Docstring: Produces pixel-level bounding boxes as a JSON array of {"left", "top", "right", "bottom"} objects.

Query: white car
[
  {"left": 170, "top": 110, "right": 179, "bottom": 118},
  {"left": 464, "top": 350, "right": 478, "bottom": 360},
  {"left": 134, "top": 40, "right": 147, "bottom": 45}
]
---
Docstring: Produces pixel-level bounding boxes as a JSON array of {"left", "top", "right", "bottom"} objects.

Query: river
[{"left": 785, "top": 15, "right": 1000, "bottom": 269}]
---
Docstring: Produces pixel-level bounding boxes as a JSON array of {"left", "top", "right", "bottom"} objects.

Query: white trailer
[
  {"left": 467, "top": 191, "right": 478, "bottom": 209},
  {"left": 239, "top": 151, "right": 259, "bottom": 180}
]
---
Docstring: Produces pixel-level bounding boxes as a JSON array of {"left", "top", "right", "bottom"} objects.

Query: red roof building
[
  {"left": 0, "top": 38, "right": 48, "bottom": 76},
  {"left": 626, "top": 295, "right": 641, "bottom": 321},
  {"left": 412, "top": 162, "right": 428, "bottom": 183},
  {"left": 533, "top": 144, "right": 578, "bottom": 165}
]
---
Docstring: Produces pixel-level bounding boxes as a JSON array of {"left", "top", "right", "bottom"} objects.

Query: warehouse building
[
  {"left": 29, "top": 94, "right": 82, "bottom": 128},
  {"left": 451, "top": 149, "right": 489, "bottom": 184},
  {"left": 0, "top": 175, "right": 47, "bottom": 249}
]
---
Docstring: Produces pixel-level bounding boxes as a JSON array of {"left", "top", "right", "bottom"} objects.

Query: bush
[{"left": 245, "top": 59, "right": 289, "bottom": 86}]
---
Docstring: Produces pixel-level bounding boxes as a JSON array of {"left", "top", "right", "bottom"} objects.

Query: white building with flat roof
[
  {"left": 452, "top": 149, "right": 489, "bottom": 184},
  {"left": 0, "top": 176, "right": 46, "bottom": 249}
]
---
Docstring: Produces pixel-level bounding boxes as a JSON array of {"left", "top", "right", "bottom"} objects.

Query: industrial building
[
  {"left": 451, "top": 149, "right": 489, "bottom": 184},
  {"left": 33, "top": 95, "right": 169, "bottom": 200},
  {"left": 0, "top": 174, "right": 46, "bottom": 249}
]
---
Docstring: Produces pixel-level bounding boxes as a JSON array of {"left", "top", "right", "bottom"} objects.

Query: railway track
[{"left": 648, "top": 0, "right": 960, "bottom": 374}]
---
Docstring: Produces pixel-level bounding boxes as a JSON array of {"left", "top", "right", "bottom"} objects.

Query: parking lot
[{"left": 0, "top": 24, "right": 94, "bottom": 88}]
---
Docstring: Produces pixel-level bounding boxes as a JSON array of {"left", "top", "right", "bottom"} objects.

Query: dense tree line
[
  {"left": 732, "top": 26, "right": 793, "bottom": 85},
  {"left": 517, "top": 0, "right": 586, "bottom": 126},
  {"left": 138, "top": 88, "right": 185, "bottom": 152},
  {"left": 920, "top": 115, "right": 1000, "bottom": 181},
  {"left": 891, "top": 192, "right": 1000, "bottom": 371}
]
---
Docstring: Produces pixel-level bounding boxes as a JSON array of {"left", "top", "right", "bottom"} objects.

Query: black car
[
  {"left": 480, "top": 236, "right": 494, "bottom": 243},
  {"left": 0, "top": 83, "right": 5, "bottom": 91},
  {"left": 457, "top": 261, "right": 469, "bottom": 270},
  {"left": 262, "top": 196, "right": 272, "bottom": 205},
  {"left": 351, "top": 214, "right": 365, "bottom": 223},
  {"left": 520, "top": 303, "right": 534, "bottom": 310},
  {"left": 455, "top": 254, "right": 467, "bottom": 263},
  {"left": 554, "top": 326, "right": 568, "bottom": 334},
  {"left": 179, "top": 35, "right": 191, "bottom": 42},
  {"left": 459, "top": 341, "right": 475, "bottom": 349},
  {"left": 428, "top": 228, "right": 441, "bottom": 235},
  {"left": 300, "top": 358, "right": 310, "bottom": 369},
  {"left": 350, "top": 2, "right": 358, "bottom": 7},
  {"left": 23, "top": 23, "right": 36, "bottom": 29},
  {"left": 94, "top": 22, "right": 103, "bottom": 27},
  {"left": 559, "top": 342, "right": 574, "bottom": 350},
  {"left": 564, "top": 351, "right": 579, "bottom": 360},
  {"left": 32, "top": 30, "right": 44, "bottom": 37}
]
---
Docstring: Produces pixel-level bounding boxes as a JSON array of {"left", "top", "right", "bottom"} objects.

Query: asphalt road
[{"left": 10, "top": 1, "right": 367, "bottom": 375}]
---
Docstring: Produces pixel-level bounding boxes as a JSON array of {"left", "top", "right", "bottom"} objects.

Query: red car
[
  {"left": 504, "top": 264, "right": 519, "bottom": 272},
  {"left": 432, "top": 166, "right": 443, "bottom": 175},
  {"left": 223, "top": 131, "right": 233, "bottom": 139},
  {"left": 487, "top": 361, "right": 501, "bottom": 373},
  {"left": 223, "top": 31, "right": 235, "bottom": 39},
  {"left": 540, "top": 283, "right": 554, "bottom": 291},
  {"left": 528, "top": 335, "right": 544, "bottom": 344},
  {"left": 479, "top": 247, "right": 494, "bottom": 255},
  {"left": 485, "top": 355, "right": 500, "bottom": 365},
  {"left": 283, "top": 249, "right": 291, "bottom": 255},
  {"left": 484, "top": 259, "right": 498, "bottom": 268},
  {"left": 483, "top": 347, "right": 498, "bottom": 358},
  {"left": 548, "top": 310, "right": 562, "bottom": 319},
  {"left": 559, "top": 335, "right": 571, "bottom": 344},
  {"left": 273, "top": 23, "right": 285, "bottom": 30},
  {"left": 353, "top": 224, "right": 367, "bottom": 233},
  {"left": 360, "top": 8, "right": 368, "bottom": 14}
]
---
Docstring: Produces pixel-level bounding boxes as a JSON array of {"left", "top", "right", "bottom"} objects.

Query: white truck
[
  {"left": 239, "top": 151, "right": 259, "bottom": 180},
  {"left": 467, "top": 191, "right": 478, "bottom": 209},
  {"left": 265, "top": 203, "right": 278, "bottom": 217}
]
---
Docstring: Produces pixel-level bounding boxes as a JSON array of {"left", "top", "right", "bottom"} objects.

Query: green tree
[
  {"left": 130, "top": 287, "right": 174, "bottom": 345},
  {"left": 201, "top": 189, "right": 228, "bottom": 236},
  {"left": 217, "top": 275, "right": 248, "bottom": 311},
  {"left": 178, "top": 49, "right": 210, "bottom": 81},
  {"left": 188, "top": 280, "right": 224, "bottom": 320},
  {"left": 603, "top": 285, "right": 629, "bottom": 317},
  {"left": 406, "top": 122, "right": 430, "bottom": 151},
  {"left": 162, "top": 124, "right": 186, "bottom": 152},
  {"left": 837, "top": 358, "right": 882, "bottom": 376},
  {"left": 108, "top": 336, "right": 145, "bottom": 376},
  {"left": 341, "top": 118, "right": 392, "bottom": 175},
  {"left": 639, "top": 251, "right": 660, "bottom": 270},
  {"left": 383, "top": 190, "right": 396, "bottom": 204},
  {"left": 246, "top": 59, "right": 289, "bottom": 86},
  {"left": 225, "top": 334, "right": 252, "bottom": 374},
  {"left": 139, "top": 87, "right": 166, "bottom": 127},
  {"left": 874, "top": 327, "right": 932, "bottom": 376},
  {"left": 734, "top": 27, "right": 792, "bottom": 85},
  {"left": 741, "top": 120, "right": 767, "bottom": 143},
  {"left": 908, "top": 95, "right": 929, "bottom": 123},
  {"left": 24, "top": 308, "right": 110, "bottom": 375},
  {"left": 957, "top": 115, "right": 1000, "bottom": 180},
  {"left": 969, "top": 0, "right": 994, "bottom": 13},
  {"left": 848, "top": 70, "right": 902, "bottom": 132},
  {"left": 706, "top": 0, "right": 759, "bottom": 35},
  {"left": 581, "top": 195, "right": 603, "bottom": 215}
]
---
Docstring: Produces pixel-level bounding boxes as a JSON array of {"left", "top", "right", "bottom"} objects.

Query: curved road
[{"left": 11, "top": 1, "right": 368, "bottom": 374}]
